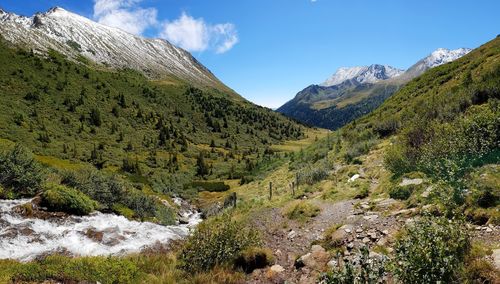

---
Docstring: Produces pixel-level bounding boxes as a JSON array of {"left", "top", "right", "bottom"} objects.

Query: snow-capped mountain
[
  {"left": 402, "top": 47, "right": 472, "bottom": 79},
  {"left": 0, "top": 7, "right": 224, "bottom": 89},
  {"left": 321, "top": 64, "right": 404, "bottom": 87},
  {"left": 278, "top": 46, "right": 471, "bottom": 130}
]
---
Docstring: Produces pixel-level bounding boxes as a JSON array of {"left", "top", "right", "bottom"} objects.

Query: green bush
[
  {"left": 41, "top": 183, "right": 97, "bottom": 215},
  {"left": 394, "top": 216, "right": 471, "bottom": 283},
  {"left": 388, "top": 185, "right": 413, "bottom": 200},
  {"left": 61, "top": 169, "right": 125, "bottom": 209},
  {"left": 0, "top": 145, "right": 45, "bottom": 198},
  {"left": 298, "top": 162, "right": 329, "bottom": 185},
  {"left": 122, "top": 190, "right": 156, "bottom": 220},
  {"left": 189, "top": 181, "right": 230, "bottom": 192},
  {"left": 471, "top": 186, "right": 499, "bottom": 208},
  {"left": 234, "top": 247, "right": 274, "bottom": 273},
  {"left": 179, "top": 214, "right": 260, "bottom": 273},
  {"left": 320, "top": 247, "right": 387, "bottom": 283},
  {"left": 12, "top": 255, "right": 139, "bottom": 284},
  {"left": 154, "top": 204, "right": 176, "bottom": 226}
]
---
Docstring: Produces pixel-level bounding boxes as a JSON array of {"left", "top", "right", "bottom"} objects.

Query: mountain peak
[
  {"left": 321, "top": 64, "right": 404, "bottom": 87},
  {"left": 401, "top": 47, "right": 471, "bottom": 79},
  {"left": 425, "top": 47, "right": 472, "bottom": 68},
  {"left": 46, "top": 7, "right": 66, "bottom": 14},
  {"left": 0, "top": 7, "right": 227, "bottom": 90}
]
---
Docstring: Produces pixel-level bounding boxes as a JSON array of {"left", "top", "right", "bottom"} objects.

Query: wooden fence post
[
  {"left": 269, "top": 182, "right": 273, "bottom": 200},
  {"left": 232, "top": 192, "right": 237, "bottom": 208},
  {"left": 296, "top": 173, "right": 299, "bottom": 192},
  {"left": 291, "top": 181, "right": 295, "bottom": 197}
]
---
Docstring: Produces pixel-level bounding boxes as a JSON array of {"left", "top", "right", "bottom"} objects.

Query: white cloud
[
  {"left": 160, "top": 12, "right": 238, "bottom": 54},
  {"left": 92, "top": 1, "right": 238, "bottom": 53},
  {"left": 93, "top": 0, "right": 157, "bottom": 35},
  {"left": 211, "top": 23, "right": 238, "bottom": 54}
]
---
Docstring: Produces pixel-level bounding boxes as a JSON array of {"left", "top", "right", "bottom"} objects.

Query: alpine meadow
[{"left": 0, "top": 2, "right": 498, "bottom": 284}]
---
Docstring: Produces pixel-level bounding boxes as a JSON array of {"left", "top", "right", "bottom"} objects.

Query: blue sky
[{"left": 2, "top": 0, "right": 499, "bottom": 108}]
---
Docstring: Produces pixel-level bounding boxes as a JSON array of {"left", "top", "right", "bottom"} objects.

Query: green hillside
[
  {"left": 0, "top": 36, "right": 309, "bottom": 216},
  {"left": 278, "top": 81, "right": 402, "bottom": 130},
  {"left": 347, "top": 36, "right": 499, "bottom": 182}
]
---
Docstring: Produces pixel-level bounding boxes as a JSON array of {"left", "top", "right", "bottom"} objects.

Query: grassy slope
[
  {"left": 1, "top": 36, "right": 498, "bottom": 284},
  {"left": 0, "top": 37, "right": 308, "bottom": 193}
]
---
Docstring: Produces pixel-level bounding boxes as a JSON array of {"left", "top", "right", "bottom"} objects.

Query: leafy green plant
[
  {"left": 41, "top": 183, "right": 97, "bottom": 215},
  {"left": 61, "top": 169, "right": 125, "bottom": 209},
  {"left": 320, "top": 247, "right": 387, "bottom": 284},
  {"left": 393, "top": 216, "right": 471, "bottom": 283},
  {"left": 0, "top": 144, "right": 45, "bottom": 198},
  {"left": 388, "top": 185, "right": 413, "bottom": 200},
  {"left": 179, "top": 214, "right": 260, "bottom": 273}
]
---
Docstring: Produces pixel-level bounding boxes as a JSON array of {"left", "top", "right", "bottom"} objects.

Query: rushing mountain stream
[{"left": 0, "top": 199, "right": 202, "bottom": 261}]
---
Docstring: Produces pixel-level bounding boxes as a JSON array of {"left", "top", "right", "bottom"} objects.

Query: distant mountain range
[{"left": 277, "top": 47, "right": 471, "bottom": 130}]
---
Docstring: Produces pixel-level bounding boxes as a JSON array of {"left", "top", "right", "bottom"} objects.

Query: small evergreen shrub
[
  {"left": 388, "top": 185, "right": 413, "bottom": 200},
  {"left": 61, "top": 169, "right": 125, "bottom": 209},
  {"left": 0, "top": 145, "right": 45, "bottom": 198},
  {"left": 179, "top": 214, "right": 260, "bottom": 273},
  {"left": 41, "top": 183, "right": 97, "bottom": 215}
]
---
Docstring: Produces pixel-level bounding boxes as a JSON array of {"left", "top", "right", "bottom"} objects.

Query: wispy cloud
[
  {"left": 92, "top": 1, "right": 238, "bottom": 53},
  {"left": 159, "top": 12, "right": 238, "bottom": 54},
  {"left": 93, "top": 0, "right": 157, "bottom": 35}
]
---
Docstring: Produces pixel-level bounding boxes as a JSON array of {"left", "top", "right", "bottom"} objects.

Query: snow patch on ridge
[
  {"left": 0, "top": 7, "right": 221, "bottom": 87},
  {"left": 321, "top": 64, "right": 404, "bottom": 87}
]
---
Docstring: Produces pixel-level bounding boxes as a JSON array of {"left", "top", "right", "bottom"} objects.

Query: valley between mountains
[{"left": 0, "top": 6, "right": 499, "bottom": 284}]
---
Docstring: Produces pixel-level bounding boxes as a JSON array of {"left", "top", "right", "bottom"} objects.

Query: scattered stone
[
  {"left": 363, "top": 215, "right": 379, "bottom": 221},
  {"left": 287, "top": 230, "right": 297, "bottom": 239},
  {"left": 368, "top": 232, "right": 378, "bottom": 240},
  {"left": 275, "top": 249, "right": 282, "bottom": 257},
  {"left": 421, "top": 185, "right": 434, "bottom": 198},
  {"left": 493, "top": 249, "right": 500, "bottom": 270},
  {"left": 356, "top": 228, "right": 363, "bottom": 233},
  {"left": 85, "top": 229, "right": 104, "bottom": 242},
  {"left": 382, "top": 230, "right": 389, "bottom": 235},
  {"left": 269, "top": 264, "right": 285, "bottom": 273},
  {"left": 391, "top": 208, "right": 417, "bottom": 216},
  {"left": 297, "top": 245, "right": 329, "bottom": 271},
  {"left": 485, "top": 227, "right": 493, "bottom": 233},
  {"left": 348, "top": 174, "right": 360, "bottom": 182},
  {"left": 340, "top": 224, "right": 353, "bottom": 233},
  {"left": 327, "top": 259, "right": 338, "bottom": 269},
  {"left": 399, "top": 178, "right": 423, "bottom": 187},
  {"left": 362, "top": 237, "right": 371, "bottom": 244}
]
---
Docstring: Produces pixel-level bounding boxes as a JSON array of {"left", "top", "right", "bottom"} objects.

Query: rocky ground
[{"left": 245, "top": 195, "right": 500, "bottom": 283}]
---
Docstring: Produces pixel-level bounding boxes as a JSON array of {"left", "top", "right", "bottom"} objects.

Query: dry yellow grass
[
  {"left": 271, "top": 128, "right": 330, "bottom": 152},
  {"left": 35, "top": 155, "right": 88, "bottom": 171}
]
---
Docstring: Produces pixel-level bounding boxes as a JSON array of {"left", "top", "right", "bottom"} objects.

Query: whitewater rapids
[{"left": 0, "top": 199, "right": 202, "bottom": 261}]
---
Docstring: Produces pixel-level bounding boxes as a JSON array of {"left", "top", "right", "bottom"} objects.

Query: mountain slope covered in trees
[{"left": 0, "top": 36, "right": 306, "bottom": 201}]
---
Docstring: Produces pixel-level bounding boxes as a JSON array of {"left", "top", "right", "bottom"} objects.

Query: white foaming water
[{"left": 0, "top": 199, "right": 202, "bottom": 262}]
